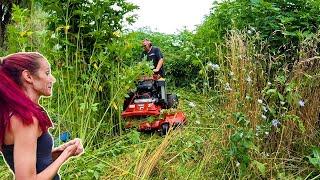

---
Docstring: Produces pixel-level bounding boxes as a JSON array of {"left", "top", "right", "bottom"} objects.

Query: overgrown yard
[
  {"left": 0, "top": 89, "right": 224, "bottom": 179},
  {"left": 1, "top": 0, "right": 320, "bottom": 179}
]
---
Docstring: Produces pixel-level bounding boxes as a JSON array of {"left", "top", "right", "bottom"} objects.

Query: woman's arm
[{"left": 11, "top": 115, "right": 79, "bottom": 180}]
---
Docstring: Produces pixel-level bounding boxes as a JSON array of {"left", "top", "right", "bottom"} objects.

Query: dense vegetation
[{"left": 1, "top": 0, "right": 319, "bottom": 179}]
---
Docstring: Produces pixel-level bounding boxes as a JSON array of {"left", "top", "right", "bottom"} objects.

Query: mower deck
[{"left": 122, "top": 103, "right": 161, "bottom": 117}]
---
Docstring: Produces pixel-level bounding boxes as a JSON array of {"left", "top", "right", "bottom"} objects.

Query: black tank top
[{"left": 2, "top": 132, "right": 60, "bottom": 180}]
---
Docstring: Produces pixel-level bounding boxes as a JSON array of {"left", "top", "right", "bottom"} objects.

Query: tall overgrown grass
[{"left": 208, "top": 30, "right": 320, "bottom": 178}]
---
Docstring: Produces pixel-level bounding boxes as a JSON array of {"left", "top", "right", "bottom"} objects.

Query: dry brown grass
[
  {"left": 218, "top": 32, "right": 265, "bottom": 144},
  {"left": 134, "top": 130, "right": 174, "bottom": 180}
]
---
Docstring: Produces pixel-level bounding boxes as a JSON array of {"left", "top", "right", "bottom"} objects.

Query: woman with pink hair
[{"left": 0, "top": 52, "right": 83, "bottom": 180}]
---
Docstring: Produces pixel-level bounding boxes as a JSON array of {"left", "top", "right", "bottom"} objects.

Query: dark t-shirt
[{"left": 142, "top": 46, "right": 165, "bottom": 77}]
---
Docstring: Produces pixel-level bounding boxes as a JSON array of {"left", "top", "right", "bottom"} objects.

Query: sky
[{"left": 126, "top": 0, "right": 214, "bottom": 34}]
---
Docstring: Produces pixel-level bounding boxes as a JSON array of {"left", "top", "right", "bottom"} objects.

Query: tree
[
  {"left": 36, "top": 0, "right": 138, "bottom": 62},
  {"left": 0, "top": 0, "right": 31, "bottom": 48},
  {"left": 195, "top": 0, "right": 320, "bottom": 70}
]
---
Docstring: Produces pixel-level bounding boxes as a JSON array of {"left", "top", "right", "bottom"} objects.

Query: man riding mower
[{"left": 121, "top": 74, "right": 186, "bottom": 135}]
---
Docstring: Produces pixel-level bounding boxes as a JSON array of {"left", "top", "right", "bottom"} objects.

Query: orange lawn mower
[{"left": 121, "top": 74, "right": 186, "bottom": 135}]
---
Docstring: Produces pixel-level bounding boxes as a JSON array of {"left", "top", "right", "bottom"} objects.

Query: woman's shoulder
[
  {"left": 9, "top": 114, "right": 40, "bottom": 133},
  {"left": 4, "top": 115, "right": 41, "bottom": 145}
]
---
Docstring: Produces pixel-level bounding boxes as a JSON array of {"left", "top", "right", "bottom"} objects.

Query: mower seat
[{"left": 137, "top": 80, "right": 154, "bottom": 92}]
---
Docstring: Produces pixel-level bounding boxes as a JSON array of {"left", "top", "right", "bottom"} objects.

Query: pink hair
[{"left": 0, "top": 52, "right": 53, "bottom": 151}]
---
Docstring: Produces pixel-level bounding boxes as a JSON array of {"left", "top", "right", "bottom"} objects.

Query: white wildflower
[
  {"left": 239, "top": 132, "right": 244, "bottom": 138},
  {"left": 53, "top": 44, "right": 62, "bottom": 51},
  {"left": 299, "top": 100, "right": 305, "bottom": 107},
  {"left": 110, "top": 3, "right": 122, "bottom": 12},
  {"left": 280, "top": 101, "right": 285, "bottom": 105},
  {"left": 195, "top": 120, "right": 200, "bottom": 125},
  {"left": 257, "top": 99, "right": 263, "bottom": 104},
  {"left": 225, "top": 83, "right": 232, "bottom": 91},
  {"left": 172, "top": 40, "right": 181, "bottom": 47},
  {"left": 207, "top": 62, "right": 220, "bottom": 70},
  {"left": 265, "top": 131, "right": 269, "bottom": 135},
  {"left": 261, "top": 114, "right": 267, "bottom": 120},
  {"left": 213, "top": 64, "right": 220, "bottom": 70},
  {"left": 188, "top": 102, "right": 196, "bottom": 108},
  {"left": 272, "top": 119, "right": 280, "bottom": 128},
  {"left": 230, "top": 71, "right": 234, "bottom": 76},
  {"left": 236, "top": 161, "right": 240, "bottom": 167},
  {"left": 245, "top": 76, "right": 252, "bottom": 83},
  {"left": 267, "top": 82, "right": 272, "bottom": 86},
  {"left": 225, "top": 86, "right": 232, "bottom": 91},
  {"left": 50, "top": 33, "right": 57, "bottom": 39},
  {"left": 262, "top": 106, "right": 268, "bottom": 112},
  {"left": 248, "top": 26, "right": 256, "bottom": 35},
  {"left": 89, "top": 21, "right": 95, "bottom": 25}
]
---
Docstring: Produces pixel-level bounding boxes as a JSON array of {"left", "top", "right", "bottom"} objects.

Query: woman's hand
[
  {"left": 69, "top": 138, "right": 84, "bottom": 156},
  {"left": 52, "top": 138, "right": 84, "bottom": 160}
]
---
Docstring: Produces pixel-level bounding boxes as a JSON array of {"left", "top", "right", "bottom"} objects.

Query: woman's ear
[{"left": 21, "top": 70, "right": 33, "bottom": 84}]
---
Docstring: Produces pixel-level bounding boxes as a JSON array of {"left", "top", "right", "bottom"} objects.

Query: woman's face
[{"left": 31, "top": 59, "right": 56, "bottom": 97}]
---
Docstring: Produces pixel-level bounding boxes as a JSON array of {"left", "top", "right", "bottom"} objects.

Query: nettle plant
[
  {"left": 225, "top": 111, "right": 273, "bottom": 177},
  {"left": 5, "top": 4, "right": 49, "bottom": 53},
  {"left": 225, "top": 112, "right": 257, "bottom": 173},
  {"left": 36, "top": 0, "right": 138, "bottom": 60},
  {"left": 258, "top": 71, "right": 305, "bottom": 136}
]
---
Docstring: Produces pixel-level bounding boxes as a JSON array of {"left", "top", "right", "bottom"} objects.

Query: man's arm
[
  {"left": 154, "top": 58, "right": 164, "bottom": 72},
  {"left": 154, "top": 48, "right": 164, "bottom": 72}
]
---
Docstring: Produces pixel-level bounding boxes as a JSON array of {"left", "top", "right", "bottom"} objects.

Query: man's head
[{"left": 142, "top": 39, "right": 152, "bottom": 52}]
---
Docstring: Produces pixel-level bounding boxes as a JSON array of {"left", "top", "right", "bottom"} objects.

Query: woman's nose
[{"left": 51, "top": 75, "right": 56, "bottom": 83}]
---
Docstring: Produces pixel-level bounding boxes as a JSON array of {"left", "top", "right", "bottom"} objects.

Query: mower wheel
[
  {"left": 160, "top": 123, "right": 170, "bottom": 136},
  {"left": 166, "top": 94, "right": 178, "bottom": 109}
]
